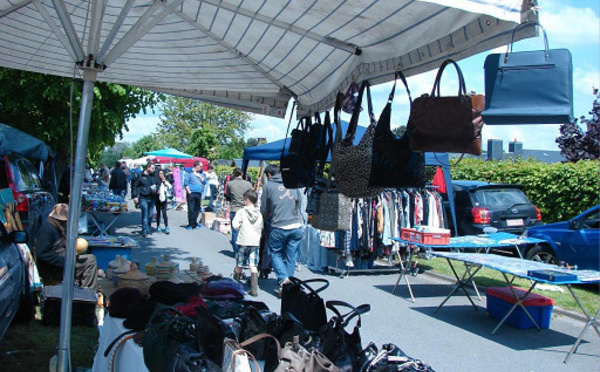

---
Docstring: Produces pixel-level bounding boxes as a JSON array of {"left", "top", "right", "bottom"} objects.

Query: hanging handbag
[
  {"left": 314, "top": 301, "right": 371, "bottom": 372},
  {"left": 408, "top": 59, "right": 482, "bottom": 155},
  {"left": 482, "top": 21, "right": 573, "bottom": 125},
  {"left": 332, "top": 82, "right": 383, "bottom": 198},
  {"left": 310, "top": 101, "right": 353, "bottom": 232},
  {"left": 281, "top": 115, "right": 315, "bottom": 189},
  {"left": 369, "top": 71, "right": 425, "bottom": 188},
  {"left": 280, "top": 277, "right": 329, "bottom": 332}
]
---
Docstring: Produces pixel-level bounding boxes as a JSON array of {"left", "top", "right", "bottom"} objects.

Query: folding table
[
  {"left": 432, "top": 251, "right": 600, "bottom": 363},
  {"left": 390, "top": 233, "right": 543, "bottom": 302}
]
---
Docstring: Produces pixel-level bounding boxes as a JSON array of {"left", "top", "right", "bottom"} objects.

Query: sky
[{"left": 123, "top": 0, "right": 600, "bottom": 152}]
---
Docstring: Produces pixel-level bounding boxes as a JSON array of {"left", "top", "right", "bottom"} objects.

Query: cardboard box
[
  {"left": 202, "top": 212, "right": 217, "bottom": 227},
  {"left": 212, "top": 218, "right": 231, "bottom": 235},
  {"left": 485, "top": 286, "right": 554, "bottom": 329}
]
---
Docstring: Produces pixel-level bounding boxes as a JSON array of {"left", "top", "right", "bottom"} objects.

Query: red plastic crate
[{"left": 400, "top": 228, "right": 450, "bottom": 245}]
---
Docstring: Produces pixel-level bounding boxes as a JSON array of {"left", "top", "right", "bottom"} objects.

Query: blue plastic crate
[{"left": 486, "top": 286, "right": 553, "bottom": 329}]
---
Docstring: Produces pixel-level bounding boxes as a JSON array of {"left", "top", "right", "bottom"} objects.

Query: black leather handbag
[
  {"left": 316, "top": 301, "right": 371, "bottom": 372},
  {"left": 369, "top": 71, "right": 425, "bottom": 188},
  {"left": 280, "top": 277, "right": 329, "bottom": 332}
]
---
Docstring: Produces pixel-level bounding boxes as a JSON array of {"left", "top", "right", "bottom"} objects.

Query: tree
[
  {"left": 122, "top": 135, "right": 162, "bottom": 159},
  {"left": 99, "top": 142, "right": 132, "bottom": 167},
  {"left": 556, "top": 89, "right": 600, "bottom": 162},
  {"left": 0, "top": 68, "right": 162, "bottom": 185},
  {"left": 156, "top": 96, "right": 253, "bottom": 159}
]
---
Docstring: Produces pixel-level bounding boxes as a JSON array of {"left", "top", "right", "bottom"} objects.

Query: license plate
[{"left": 506, "top": 219, "right": 524, "bottom": 227}]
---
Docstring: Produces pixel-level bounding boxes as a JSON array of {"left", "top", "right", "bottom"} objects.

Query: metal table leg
[
  {"left": 391, "top": 244, "right": 416, "bottom": 303},
  {"left": 564, "top": 285, "right": 600, "bottom": 363},
  {"left": 435, "top": 258, "right": 482, "bottom": 313},
  {"left": 491, "top": 275, "right": 541, "bottom": 334}
]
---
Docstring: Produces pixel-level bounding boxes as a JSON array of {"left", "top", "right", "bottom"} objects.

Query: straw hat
[{"left": 49, "top": 203, "right": 69, "bottom": 221}]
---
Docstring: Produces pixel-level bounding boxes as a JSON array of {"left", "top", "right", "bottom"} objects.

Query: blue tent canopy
[
  {"left": 242, "top": 121, "right": 458, "bottom": 234},
  {"left": 0, "top": 123, "right": 50, "bottom": 161}
]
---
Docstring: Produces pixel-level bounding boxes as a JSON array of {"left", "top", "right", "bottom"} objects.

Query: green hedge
[{"left": 450, "top": 158, "right": 599, "bottom": 223}]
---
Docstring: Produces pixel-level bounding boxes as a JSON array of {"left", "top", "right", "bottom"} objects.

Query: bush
[{"left": 450, "top": 158, "right": 599, "bottom": 222}]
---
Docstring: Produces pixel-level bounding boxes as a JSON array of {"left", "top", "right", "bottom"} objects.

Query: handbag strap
[
  {"left": 431, "top": 59, "right": 466, "bottom": 98},
  {"left": 317, "top": 111, "right": 333, "bottom": 176},
  {"left": 379, "top": 71, "right": 412, "bottom": 132},
  {"left": 342, "top": 80, "right": 374, "bottom": 146},
  {"left": 104, "top": 329, "right": 138, "bottom": 357},
  {"left": 280, "top": 100, "right": 298, "bottom": 159},
  {"left": 239, "top": 333, "right": 282, "bottom": 354},
  {"left": 288, "top": 276, "right": 330, "bottom": 295},
  {"left": 333, "top": 92, "right": 345, "bottom": 146},
  {"left": 506, "top": 21, "right": 549, "bottom": 62},
  {"left": 326, "top": 300, "right": 371, "bottom": 328}
]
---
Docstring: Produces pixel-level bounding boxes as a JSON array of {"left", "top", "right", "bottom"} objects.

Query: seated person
[{"left": 35, "top": 203, "right": 98, "bottom": 289}]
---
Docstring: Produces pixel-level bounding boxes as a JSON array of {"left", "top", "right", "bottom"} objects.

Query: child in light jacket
[{"left": 231, "top": 189, "right": 263, "bottom": 296}]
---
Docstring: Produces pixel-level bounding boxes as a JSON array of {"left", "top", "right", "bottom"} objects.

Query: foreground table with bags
[{"left": 93, "top": 276, "right": 436, "bottom": 372}]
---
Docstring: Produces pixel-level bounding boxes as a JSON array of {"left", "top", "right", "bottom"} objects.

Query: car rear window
[
  {"left": 10, "top": 158, "right": 42, "bottom": 191},
  {"left": 473, "top": 188, "right": 530, "bottom": 208}
]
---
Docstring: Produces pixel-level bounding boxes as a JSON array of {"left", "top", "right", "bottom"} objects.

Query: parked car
[
  {"left": 444, "top": 180, "right": 542, "bottom": 236},
  {"left": 0, "top": 154, "right": 55, "bottom": 248},
  {"left": 0, "top": 211, "right": 31, "bottom": 340},
  {"left": 523, "top": 205, "right": 600, "bottom": 271}
]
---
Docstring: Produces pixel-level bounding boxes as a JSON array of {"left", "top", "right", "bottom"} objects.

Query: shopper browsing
[
  {"left": 225, "top": 167, "right": 252, "bottom": 255},
  {"left": 156, "top": 169, "right": 173, "bottom": 234},
  {"left": 231, "top": 189, "right": 263, "bottom": 297},
  {"left": 260, "top": 164, "right": 305, "bottom": 295}
]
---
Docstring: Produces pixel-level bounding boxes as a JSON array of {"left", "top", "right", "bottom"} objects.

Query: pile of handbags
[{"left": 105, "top": 277, "right": 435, "bottom": 372}]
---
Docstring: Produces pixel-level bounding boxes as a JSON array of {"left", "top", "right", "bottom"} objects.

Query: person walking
[
  {"left": 205, "top": 165, "right": 219, "bottom": 212},
  {"left": 156, "top": 169, "right": 173, "bottom": 234},
  {"left": 184, "top": 161, "right": 206, "bottom": 229},
  {"left": 132, "top": 163, "right": 158, "bottom": 238},
  {"left": 225, "top": 167, "right": 252, "bottom": 256},
  {"left": 109, "top": 161, "right": 128, "bottom": 197},
  {"left": 231, "top": 189, "right": 263, "bottom": 296},
  {"left": 260, "top": 164, "right": 305, "bottom": 294}
]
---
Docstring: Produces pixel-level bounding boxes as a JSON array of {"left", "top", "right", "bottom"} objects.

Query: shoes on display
[{"left": 164, "top": 227, "right": 170, "bottom": 234}]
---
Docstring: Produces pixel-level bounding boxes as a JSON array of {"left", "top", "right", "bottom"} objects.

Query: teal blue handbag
[{"left": 482, "top": 22, "right": 573, "bottom": 125}]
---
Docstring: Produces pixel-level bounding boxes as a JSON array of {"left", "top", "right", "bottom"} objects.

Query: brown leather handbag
[{"left": 408, "top": 59, "right": 482, "bottom": 155}]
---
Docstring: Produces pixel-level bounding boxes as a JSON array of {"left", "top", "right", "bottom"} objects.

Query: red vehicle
[{"left": 152, "top": 156, "right": 209, "bottom": 170}]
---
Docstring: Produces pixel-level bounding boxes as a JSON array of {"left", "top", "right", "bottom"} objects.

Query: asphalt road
[{"left": 105, "top": 203, "right": 599, "bottom": 372}]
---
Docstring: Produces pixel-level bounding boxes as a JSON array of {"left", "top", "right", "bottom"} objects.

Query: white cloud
[
  {"left": 573, "top": 66, "right": 600, "bottom": 96},
  {"left": 540, "top": 5, "right": 599, "bottom": 46},
  {"left": 122, "top": 115, "right": 160, "bottom": 143}
]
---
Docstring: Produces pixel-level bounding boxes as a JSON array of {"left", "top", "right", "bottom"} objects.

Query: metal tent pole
[{"left": 56, "top": 70, "right": 96, "bottom": 372}]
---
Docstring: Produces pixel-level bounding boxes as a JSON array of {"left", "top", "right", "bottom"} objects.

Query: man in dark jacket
[
  {"left": 35, "top": 203, "right": 98, "bottom": 288},
  {"left": 132, "top": 163, "right": 159, "bottom": 237},
  {"left": 260, "top": 164, "right": 304, "bottom": 291},
  {"left": 109, "top": 161, "right": 128, "bottom": 197}
]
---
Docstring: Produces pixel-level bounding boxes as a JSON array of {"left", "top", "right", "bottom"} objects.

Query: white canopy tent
[{"left": 0, "top": 1, "right": 538, "bottom": 371}]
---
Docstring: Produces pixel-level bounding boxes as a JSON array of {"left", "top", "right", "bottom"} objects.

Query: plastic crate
[
  {"left": 400, "top": 228, "right": 450, "bottom": 245},
  {"left": 89, "top": 246, "right": 133, "bottom": 271},
  {"left": 485, "top": 286, "right": 554, "bottom": 329}
]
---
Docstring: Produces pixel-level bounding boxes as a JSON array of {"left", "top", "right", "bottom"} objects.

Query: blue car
[{"left": 523, "top": 205, "right": 600, "bottom": 271}]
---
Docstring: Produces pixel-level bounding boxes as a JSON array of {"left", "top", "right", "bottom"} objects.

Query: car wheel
[{"left": 525, "top": 244, "right": 558, "bottom": 266}]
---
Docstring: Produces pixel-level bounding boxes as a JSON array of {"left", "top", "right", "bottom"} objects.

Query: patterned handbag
[{"left": 331, "top": 82, "right": 383, "bottom": 198}]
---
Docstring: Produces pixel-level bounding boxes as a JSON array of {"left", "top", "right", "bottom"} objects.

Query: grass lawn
[
  {"left": 0, "top": 309, "right": 98, "bottom": 372},
  {"left": 419, "top": 256, "right": 600, "bottom": 316}
]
